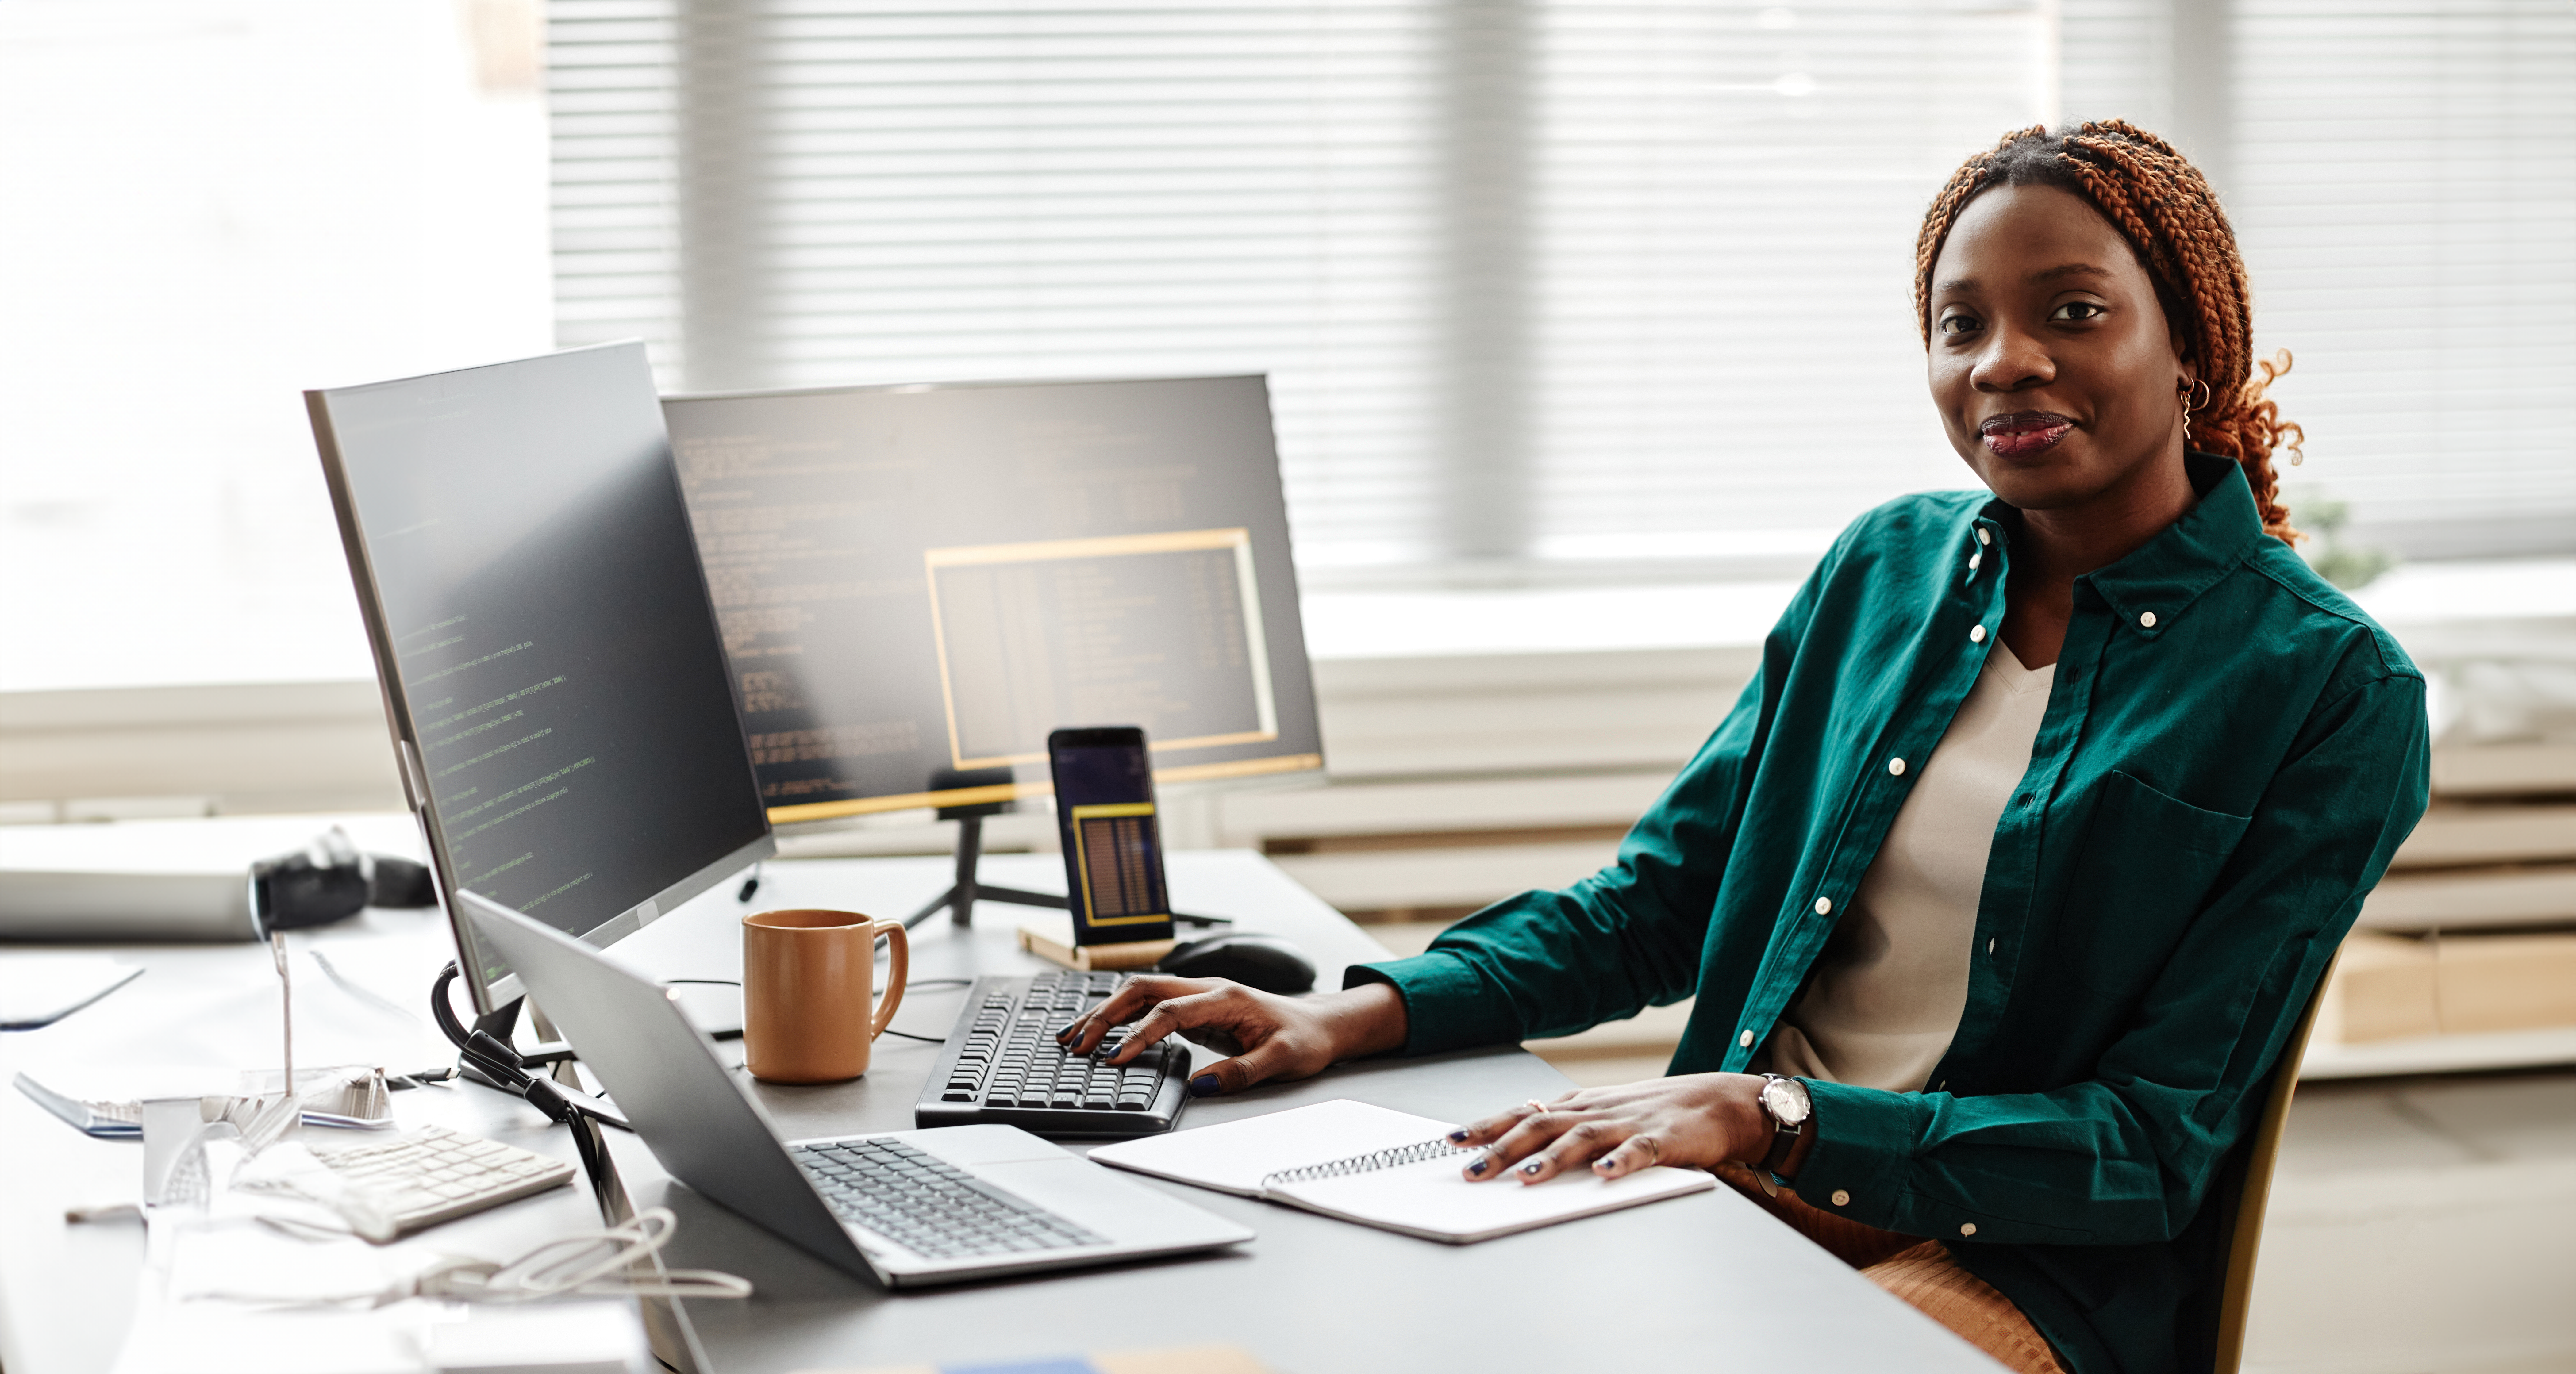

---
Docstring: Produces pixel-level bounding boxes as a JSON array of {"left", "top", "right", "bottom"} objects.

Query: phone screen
[{"left": 1048, "top": 727, "right": 1175, "bottom": 945}]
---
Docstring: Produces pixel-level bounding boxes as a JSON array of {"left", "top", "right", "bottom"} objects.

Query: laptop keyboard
[
  {"left": 791, "top": 1137, "right": 1104, "bottom": 1260},
  {"left": 912, "top": 972, "right": 1189, "bottom": 1138}
]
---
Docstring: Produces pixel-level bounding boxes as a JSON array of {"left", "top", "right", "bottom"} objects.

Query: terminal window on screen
[{"left": 924, "top": 528, "right": 1279, "bottom": 770}]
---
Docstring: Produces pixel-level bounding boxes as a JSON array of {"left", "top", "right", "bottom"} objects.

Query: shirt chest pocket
[{"left": 2055, "top": 770, "right": 2252, "bottom": 992}]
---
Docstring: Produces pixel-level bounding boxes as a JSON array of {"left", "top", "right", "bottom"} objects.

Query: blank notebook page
[{"left": 1088, "top": 1099, "right": 1457, "bottom": 1196}]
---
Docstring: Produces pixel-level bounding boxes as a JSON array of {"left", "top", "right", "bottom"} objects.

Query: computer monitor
[
  {"left": 658, "top": 376, "right": 1323, "bottom": 826},
  {"left": 309, "top": 342, "right": 775, "bottom": 1015}
]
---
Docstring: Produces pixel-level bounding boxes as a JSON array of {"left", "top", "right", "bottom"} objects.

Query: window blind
[
  {"left": 2229, "top": 0, "right": 2576, "bottom": 556},
  {"left": 549, "top": 2, "right": 688, "bottom": 382},
  {"left": 549, "top": 1, "right": 1444, "bottom": 573},
  {"left": 548, "top": 0, "right": 2572, "bottom": 579}
]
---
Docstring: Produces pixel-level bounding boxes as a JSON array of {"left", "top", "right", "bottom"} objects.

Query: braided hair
[{"left": 1914, "top": 121, "right": 2304, "bottom": 543}]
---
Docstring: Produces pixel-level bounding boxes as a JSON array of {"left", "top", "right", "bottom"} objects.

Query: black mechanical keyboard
[
  {"left": 911, "top": 971, "right": 1190, "bottom": 1138},
  {"left": 788, "top": 1137, "right": 1104, "bottom": 1259}
]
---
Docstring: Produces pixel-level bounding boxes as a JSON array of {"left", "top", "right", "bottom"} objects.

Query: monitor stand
[
  {"left": 898, "top": 800, "right": 1232, "bottom": 932},
  {"left": 903, "top": 809, "right": 1066, "bottom": 930}
]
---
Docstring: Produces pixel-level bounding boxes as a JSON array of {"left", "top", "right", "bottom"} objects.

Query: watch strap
[{"left": 1757, "top": 1074, "right": 1805, "bottom": 1176}]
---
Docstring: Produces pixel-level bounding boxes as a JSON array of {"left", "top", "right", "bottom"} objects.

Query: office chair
[{"left": 2210, "top": 950, "right": 2341, "bottom": 1374}]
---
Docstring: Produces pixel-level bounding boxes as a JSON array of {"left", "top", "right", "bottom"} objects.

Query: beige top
[{"left": 1765, "top": 641, "right": 2056, "bottom": 1092}]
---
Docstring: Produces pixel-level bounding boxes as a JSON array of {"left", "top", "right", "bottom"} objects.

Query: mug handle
[{"left": 869, "top": 917, "right": 909, "bottom": 1039}]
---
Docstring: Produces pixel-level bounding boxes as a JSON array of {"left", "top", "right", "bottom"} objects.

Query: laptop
[{"left": 456, "top": 890, "right": 1253, "bottom": 1288}]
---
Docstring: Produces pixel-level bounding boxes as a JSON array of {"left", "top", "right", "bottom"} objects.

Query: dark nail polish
[
  {"left": 1056, "top": 1022, "right": 1079, "bottom": 1038},
  {"left": 1446, "top": 1129, "right": 1470, "bottom": 1143},
  {"left": 1521, "top": 1160, "right": 1544, "bottom": 1176},
  {"left": 1189, "top": 1074, "right": 1221, "bottom": 1097},
  {"left": 1468, "top": 1159, "right": 1488, "bottom": 1176}
]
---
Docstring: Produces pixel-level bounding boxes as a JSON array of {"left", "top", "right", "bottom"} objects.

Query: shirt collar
[{"left": 1979, "top": 452, "right": 2269, "bottom": 639}]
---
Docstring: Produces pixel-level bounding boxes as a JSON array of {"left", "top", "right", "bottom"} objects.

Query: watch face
[{"left": 1762, "top": 1077, "right": 1812, "bottom": 1127}]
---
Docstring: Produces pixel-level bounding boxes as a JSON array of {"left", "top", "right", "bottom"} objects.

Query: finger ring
[
  {"left": 1524, "top": 1098, "right": 1548, "bottom": 1115},
  {"left": 1637, "top": 1135, "right": 1661, "bottom": 1165}
]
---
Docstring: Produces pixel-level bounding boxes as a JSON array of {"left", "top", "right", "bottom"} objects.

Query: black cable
[
  {"left": 879, "top": 1028, "right": 948, "bottom": 1043},
  {"left": 506, "top": 1067, "right": 619, "bottom": 1203},
  {"left": 433, "top": 962, "right": 536, "bottom": 1087},
  {"left": 429, "top": 962, "right": 473, "bottom": 1049},
  {"left": 564, "top": 1104, "right": 612, "bottom": 1196}
]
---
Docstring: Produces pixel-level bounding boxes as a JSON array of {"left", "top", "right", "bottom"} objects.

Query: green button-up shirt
[{"left": 1352, "top": 455, "right": 2429, "bottom": 1374}]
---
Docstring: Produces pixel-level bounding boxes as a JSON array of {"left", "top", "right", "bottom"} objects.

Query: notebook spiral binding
[{"left": 1259, "top": 1136, "right": 1474, "bottom": 1189}]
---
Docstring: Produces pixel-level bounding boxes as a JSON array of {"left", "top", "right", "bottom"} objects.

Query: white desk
[{"left": 0, "top": 850, "right": 1999, "bottom": 1373}]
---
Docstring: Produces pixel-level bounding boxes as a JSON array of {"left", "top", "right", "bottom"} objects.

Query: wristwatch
[{"left": 1756, "top": 1073, "right": 1813, "bottom": 1178}]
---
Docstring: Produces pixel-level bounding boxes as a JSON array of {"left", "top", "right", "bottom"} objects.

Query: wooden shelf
[{"left": 2302, "top": 1026, "right": 2576, "bottom": 1080}]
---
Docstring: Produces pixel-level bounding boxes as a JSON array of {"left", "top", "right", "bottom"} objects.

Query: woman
[{"left": 1060, "top": 122, "right": 2429, "bottom": 1374}]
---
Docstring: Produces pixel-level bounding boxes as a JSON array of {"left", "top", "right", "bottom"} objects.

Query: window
[
  {"left": 2229, "top": 0, "right": 2576, "bottom": 557},
  {"left": 550, "top": 0, "right": 2575, "bottom": 581},
  {"left": 3, "top": 0, "right": 2567, "bottom": 695},
  {"left": 549, "top": 3, "right": 1445, "bottom": 573},
  {"left": 0, "top": 0, "right": 552, "bottom": 693}
]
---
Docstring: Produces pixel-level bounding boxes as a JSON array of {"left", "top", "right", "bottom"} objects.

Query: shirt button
[
  {"left": 1739, "top": 1030, "right": 1756, "bottom": 1049},
  {"left": 1887, "top": 757, "right": 1906, "bottom": 777},
  {"left": 2139, "top": 610, "right": 2158, "bottom": 628},
  {"left": 1976, "top": 528, "right": 1992, "bottom": 547},
  {"left": 1987, "top": 938, "right": 1997, "bottom": 954},
  {"left": 1831, "top": 1189, "right": 1851, "bottom": 1207},
  {"left": 1967, "top": 553, "right": 1981, "bottom": 571},
  {"left": 1969, "top": 624, "right": 1987, "bottom": 643},
  {"left": 1813, "top": 897, "right": 1832, "bottom": 915},
  {"left": 1960, "top": 1222, "right": 1978, "bottom": 1237}
]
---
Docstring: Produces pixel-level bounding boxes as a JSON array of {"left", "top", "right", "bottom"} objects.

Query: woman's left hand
[{"left": 1446, "top": 1072, "right": 1791, "bottom": 1184}]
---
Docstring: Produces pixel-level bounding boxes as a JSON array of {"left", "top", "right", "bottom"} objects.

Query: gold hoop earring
[{"left": 2188, "top": 379, "right": 2213, "bottom": 413}]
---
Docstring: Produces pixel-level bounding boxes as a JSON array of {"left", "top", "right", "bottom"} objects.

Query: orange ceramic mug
[{"left": 741, "top": 909, "right": 909, "bottom": 1084}]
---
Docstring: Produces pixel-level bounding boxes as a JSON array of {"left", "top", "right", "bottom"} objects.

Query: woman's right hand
[{"left": 1055, "top": 975, "right": 1409, "bottom": 1096}]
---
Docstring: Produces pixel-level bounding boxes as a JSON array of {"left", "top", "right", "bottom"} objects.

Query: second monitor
[{"left": 661, "top": 376, "right": 1324, "bottom": 825}]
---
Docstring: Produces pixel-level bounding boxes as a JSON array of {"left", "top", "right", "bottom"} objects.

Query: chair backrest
[{"left": 2211, "top": 951, "right": 2340, "bottom": 1374}]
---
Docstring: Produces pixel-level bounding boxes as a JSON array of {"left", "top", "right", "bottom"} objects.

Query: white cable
[
  {"left": 419, "top": 1208, "right": 752, "bottom": 1302},
  {"left": 185, "top": 1207, "right": 751, "bottom": 1307}
]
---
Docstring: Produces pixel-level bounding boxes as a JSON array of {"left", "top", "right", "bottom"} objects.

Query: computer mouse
[{"left": 1158, "top": 932, "right": 1318, "bottom": 994}]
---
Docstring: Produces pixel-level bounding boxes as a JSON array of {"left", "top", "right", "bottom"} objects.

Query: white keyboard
[{"left": 312, "top": 1125, "right": 579, "bottom": 1236}]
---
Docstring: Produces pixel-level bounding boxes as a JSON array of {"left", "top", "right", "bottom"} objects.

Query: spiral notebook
[{"left": 1087, "top": 1099, "right": 1714, "bottom": 1244}]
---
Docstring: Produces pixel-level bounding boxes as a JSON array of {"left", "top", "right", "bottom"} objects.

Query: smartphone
[{"left": 1048, "top": 726, "right": 1175, "bottom": 946}]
